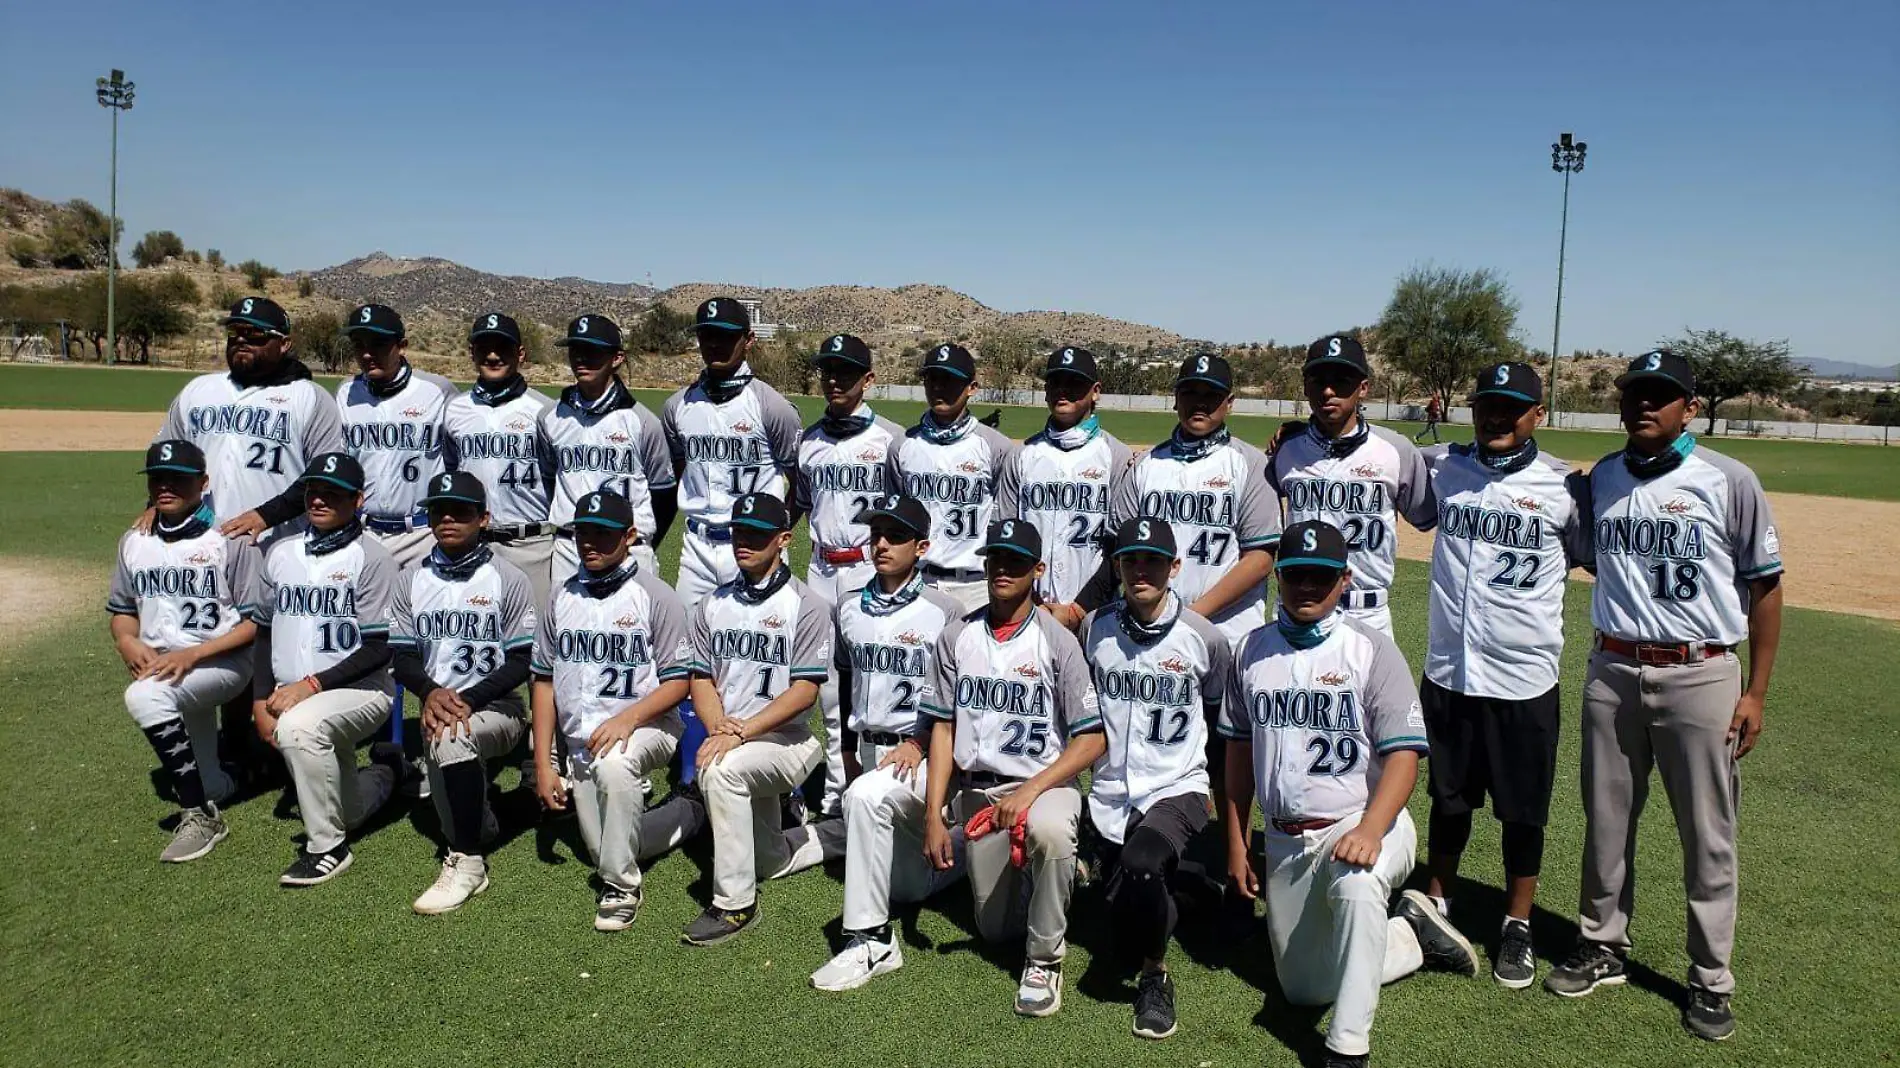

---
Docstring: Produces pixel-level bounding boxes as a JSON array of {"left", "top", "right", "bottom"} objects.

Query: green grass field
[
  {"left": 1, "top": 449, "right": 1895, "bottom": 1068},
  {"left": 5, "top": 364, "right": 1896, "bottom": 502}
]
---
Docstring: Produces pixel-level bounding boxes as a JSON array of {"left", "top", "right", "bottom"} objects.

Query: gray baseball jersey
[
  {"left": 335, "top": 365, "right": 458, "bottom": 521},
  {"left": 685, "top": 572, "right": 832, "bottom": 734},
  {"left": 1219, "top": 616, "right": 1428, "bottom": 822},
  {"left": 994, "top": 424, "right": 1131, "bottom": 604},
  {"left": 1268, "top": 424, "right": 1436, "bottom": 594},
  {"left": 107, "top": 525, "right": 261, "bottom": 651},
  {"left": 1081, "top": 597, "right": 1230, "bottom": 844},
  {"left": 441, "top": 386, "right": 556, "bottom": 525},
  {"left": 894, "top": 420, "right": 1019, "bottom": 573},
  {"left": 254, "top": 531, "right": 397, "bottom": 693},
  {"left": 661, "top": 374, "right": 803, "bottom": 524},
  {"left": 531, "top": 566, "right": 691, "bottom": 747},
  {"left": 921, "top": 608, "right": 1102, "bottom": 781},
  {"left": 832, "top": 581, "right": 963, "bottom": 736},
  {"left": 540, "top": 390, "right": 674, "bottom": 541},
  {"left": 390, "top": 553, "right": 536, "bottom": 698},
  {"left": 794, "top": 410, "right": 906, "bottom": 552},
  {"left": 156, "top": 369, "right": 344, "bottom": 522},
  {"left": 1583, "top": 443, "right": 1783, "bottom": 645}
]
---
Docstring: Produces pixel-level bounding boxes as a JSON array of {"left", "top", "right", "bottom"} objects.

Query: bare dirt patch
[
  {"left": 1, "top": 409, "right": 161, "bottom": 451},
  {"left": 0, "top": 557, "right": 105, "bottom": 653}
]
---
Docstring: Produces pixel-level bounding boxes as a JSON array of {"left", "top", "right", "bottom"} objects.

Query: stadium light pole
[
  {"left": 96, "top": 69, "right": 135, "bottom": 366},
  {"left": 1548, "top": 131, "right": 1586, "bottom": 423}
]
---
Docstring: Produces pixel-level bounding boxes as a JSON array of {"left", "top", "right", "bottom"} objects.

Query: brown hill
[{"left": 308, "top": 252, "right": 656, "bottom": 328}]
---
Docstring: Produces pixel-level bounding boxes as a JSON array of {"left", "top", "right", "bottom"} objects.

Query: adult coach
[
  {"left": 1545, "top": 350, "right": 1783, "bottom": 1044},
  {"left": 1267, "top": 335, "right": 1435, "bottom": 638},
  {"left": 662, "top": 298, "right": 803, "bottom": 607},
  {"left": 336, "top": 304, "right": 457, "bottom": 568}
]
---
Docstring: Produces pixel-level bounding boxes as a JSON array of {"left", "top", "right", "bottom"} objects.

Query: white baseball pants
[
  {"left": 423, "top": 705, "right": 525, "bottom": 841},
  {"left": 273, "top": 687, "right": 398, "bottom": 853},
  {"left": 924, "top": 574, "right": 989, "bottom": 615},
  {"left": 675, "top": 525, "right": 740, "bottom": 608},
  {"left": 701, "top": 730, "right": 843, "bottom": 911},
  {"left": 123, "top": 651, "right": 250, "bottom": 803},
  {"left": 370, "top": 528, "right": 435, "bottom": 570},
  {"left": 490, "top": 535, "right": 556, "bottom": 621},
  {"left": 953, "top": 782, "right": 1082, "bottom": 965},
  {"left": 805, "top": 557, "right": 875, "bottom": 816},
  {"left": 564, "top": 717, "right": 699, "bottom": 891},
  {"left": 839, "top": 737, "right": 964, "bottom": 931}
]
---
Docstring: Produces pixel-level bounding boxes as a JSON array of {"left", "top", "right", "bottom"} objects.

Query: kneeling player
[
  {"left": 531, "top": 490, "right": 704, "bottom": 931},
  {"left": 920, "top": 518, "right": 1105, "bottom": 1017},
  {"left": 108, "top": 440, "right": 261, "bottom": 862},
  {"left": 680, "top": 492, "right": 843, "bottom": 946},
  {"left": 1082, "top": 517, "right": 1231, "bottom": 1039},
  {"left": 810, "top": 494, "right": 965, "bottom": 990},
  {"left": 1221, "top": 521, "right": 1475, "bottom": 1068}
]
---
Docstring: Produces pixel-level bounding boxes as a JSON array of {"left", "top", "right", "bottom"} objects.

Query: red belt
[
  {"left": 820, "top": 546, "right": 866, "bottom": 566},
  {"left": 1272, "top": 817, "right": 1338, "bottom": 835},
  {"left": 1595, "top": 632, "right": 1733, "bottom": 666}
]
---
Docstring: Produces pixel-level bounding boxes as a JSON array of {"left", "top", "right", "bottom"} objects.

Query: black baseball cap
[
  {"left": 1615, "top": 349, "right": 1696, "bottom": 396},
  {"left": 470, "top": 311, "right": 522, "bottom": 345},
  {"left": 555, "top": 314, "right": 622, "bottom": 351},
  {"left": 218, "top": 296, "right": 289, "bottom": 335},
  {"left": 1305, "top": 334, "right": 1371, "bottom": 377},
  {"left": 1276, "top": 520, "right": 1350, "bottom": 572},
  {"left": 855, "top": 493, "right": 931, "bottom": 540},
  {"left": 299, "top": 452, "right": 366, "bottom": 494},
  {"left": 1040, "top": 346, "right": 1099, "bottom": 384},
  {"left": 920, "top": 342, "right": 976, "bottom": 381},
  {"left": 1470, "top": 362, "right": 1544, "bottom": 404},
  {"left": 695, "top": 297, "right": 751, "bottom": 332},
  {"left": 814, "top": 333, "right": 874, "bottom": 372},
  {"left": 1175, "top": 352, "right": 1234, "bottom": 393},
  {"left": 976, "top": 517, "right": 1042, "bottom": 561},
  {"left": 1111, "top": 516, "right": 1177, "bottom": 559},
  {"left": 142, "top": 439, "right": 206, "bottom": 476},
  {"left": 730, "top": 492, "right": 791, "bottom": 532},
  {"left": 572, "top": 490, "right": 635, "bottom": 531},
  {"left": 422, "top": 470, "right": 486, "bottom": 509},
  {"left": 344, "top": 303, "right": 404, "bottom": 338}
]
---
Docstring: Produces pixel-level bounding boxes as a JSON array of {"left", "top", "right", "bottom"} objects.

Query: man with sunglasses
[{"left": 335, "top": 304, "right": 458, "bottom": 569}]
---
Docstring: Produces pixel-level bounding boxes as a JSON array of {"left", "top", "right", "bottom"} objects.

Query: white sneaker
[
  {"left": 1015, "top": 962, "right": 1063, "bottom": 1017},
  {"left": 413, "top": 852, "right": 489, "bottom": 915},
  {"left": 810, "top": 932, "right": 904, "bottom": 991},
  {"left": 595, "top": 884, "right": 642, "bottom": 932}
]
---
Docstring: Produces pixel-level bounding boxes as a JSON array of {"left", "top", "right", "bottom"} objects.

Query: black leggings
[
  {"left": 1428, "top": 805, "right": 1546, "bottom": 879},
  {"left": 1106, "top": 793, "right": 1210, "bottom": 962}
]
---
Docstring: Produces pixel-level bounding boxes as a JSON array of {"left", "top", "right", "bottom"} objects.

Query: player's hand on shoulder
[
  {"left": 142, "top": 647, "right": 202, "bottom": 684},
  {"left": 876, "top": 739, "right": 924, "bottom": 782},
  {"left": 1269, "top": 420, "right": 1307, "bottom": 454},
  {"left": 1039, "top": 601, "right": 1084, "bottom": 632},
  {"left": 131, "top": 507, "right": 158, "bottom": 535},
  {"left": 1331, "top": 825, "right": 1383, "bottom": 868},
  {"left": 218, "top": 510, "right": 268, "bottom": 539}
]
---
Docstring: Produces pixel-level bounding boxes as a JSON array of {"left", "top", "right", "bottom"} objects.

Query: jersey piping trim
[
  {"left": 1738, "top": 562, "right": 1784, "bottom": 579},
  {"left": 1376, "top": 735, "right": 1429, "bottom": 754}
]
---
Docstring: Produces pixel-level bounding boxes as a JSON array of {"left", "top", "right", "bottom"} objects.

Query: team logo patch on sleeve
[
  {"left": 1406, "top": 700, "right": 1427, "bottom": 731},
  {"left": 673, "top": 637, "right": 692, "bottom": 659},
  {"left": 1764, "top": 526, "right": 1780, "bottom": 554}
]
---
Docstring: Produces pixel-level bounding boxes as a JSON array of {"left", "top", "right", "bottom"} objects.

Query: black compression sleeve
[
  {"left": 255, "top": 484, "right": 305, "bottom": 528},
  {"left": 252, "top": 623, "right": 275, "bottom": 699},
  {"left": 312, "top": 632, "right": 391, "bottom": 691},
  {"left": 651, "top": 485, "right": 679, "bottom": 545},
  {"left": 390, "top": 647, "right": 440, "bottom": 698},
  {"left": 458, "top": 646, "right": 532, "bottom": 709}
]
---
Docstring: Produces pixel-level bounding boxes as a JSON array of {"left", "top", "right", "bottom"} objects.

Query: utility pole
[
  {"left": 1549, "top": 132, "right": 1587, "bottom": 422},
  {"left": 96, "top": 69, "right": 136, "bottom": 366}
]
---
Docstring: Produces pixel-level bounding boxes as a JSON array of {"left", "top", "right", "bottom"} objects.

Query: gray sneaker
[
  {"left": 595, "top": 884, "right": 642, "bottom": 932},
  {"left": 160, "top": 806, "right": 228, "bottom": 863},
  {"left": 1544, "top": 941, "right": 1627, "bottom": 997},
  {"left": 1682, "top": 987, "right": 1735, "bottom": 1042},
  {"left": 1014, "top": 962, "right": 1064, "bottom": 1017}
]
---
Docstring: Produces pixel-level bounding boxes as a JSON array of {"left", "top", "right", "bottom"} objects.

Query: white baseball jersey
[
  {"left": 794, "top": 409, "right": 905, "bottom": 552},
  {"left": 661, "top": 373, "right": 802, "bottom": 524},
  {"left": 1583, "top": 442, "right": 1783, "bottom": 646},
  {"left": 1268, "top": 424, "right": 1436, "bottom": 594},
  {"left": 1109, "top": 433, "right": 1283, "bottom": 641},
  {"left": 833, "top": 580, "right": 963, "bottom": 736},
  {"left": 540, "top": 386, "right": 674, "bottom": 541},
  {"left": 107, "top": 524, "right": 261, "bottom": 652},
  {"left": 1220, "top": 615, "right": 1428, "bottom": 822},
  {"left": 922, "top": 608, "right": 1102, "bottom": 781},
  {"left": 442, "top": 386, "right": 556, "bottom": 525},
  {"left": 336, "top": 365, "right": 458, "bottom": 521},
  {"left": 254, "top": 531, "right": 397, "bottom": 693},
  {"left": 156, "top": 369, "right": 344, "bottom": 522},
  {"left": 893, "top": 419, "right": 1018, "bottom": 573},
  {"left": 1422, "top": 444, "right": 1589, "bottom": 700},
  {"left": 994, "top": 424, "right": 1131, "bottom": 604},
  {"left": 1081, "top": 596, "right": 1229, "bottom": 844},
  {"left": 685, "top": 572, "right": 832, "bottom": 734},
  {"left": 531, "top": 566, "right": 691, "bottom": 748},
  {"left": 390, "top": 553, "right": 537, "bottom": 696}
]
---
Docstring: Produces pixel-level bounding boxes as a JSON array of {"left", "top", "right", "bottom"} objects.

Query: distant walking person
[{"left": 1414, "top": 395, "right": 1443, "bottom": 445}]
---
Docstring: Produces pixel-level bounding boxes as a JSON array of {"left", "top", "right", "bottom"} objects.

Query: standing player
[
  {"left": 390, "top": 472, "right": 537, "bottom": 914},
  {"left": 893, "top": 343, "right": 1018, "bottom": 612},
  {"left": 1221, "top": 521, "right": 1475, "bottom": 1068},
  {"left": 1080, "top": 517, "right": 1230, "bottom": 1039},
  {"left": 251, "top": 453, "right": 402, "bottom": 886},
  {"left": 809, "top": 494, "right": 965, "bottom": 991},
  {"left": 336, "top": 304, "right": 458, "bottom": 569},
  {"left": 662, "top": 298, "right": 803, "bottom": 608},
  {"left": 1411, "top": 363, "right": 1588, "bottom": 987},
  {"left": 1546, "top": 350, "right": 1783, "bottom": 1044},
  {"left": 530, "top": 490, "right": 704, "bottom": 931},
  {"left": 993, "top": 346, "right": 1130, "bottom": 628},
  {"left": 107, "top": 440, "right": 261, "bottom": 862},
  {"left": 679, "top": 493, "right": 842, "bottom": 946},
  {"left": 1267, "top": 335, "right": 1435, "bottom": 638},
  {"left": 919, "top": 518, "right": 1106, "bottom": 1017}
]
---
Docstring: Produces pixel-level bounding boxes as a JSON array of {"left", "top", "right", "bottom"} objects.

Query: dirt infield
[
  {"left": 0, "top": 409, "right": 162, "bottom": 450},
  {"left": 0, "top": 557, "right": 105, "bottom": 654}
]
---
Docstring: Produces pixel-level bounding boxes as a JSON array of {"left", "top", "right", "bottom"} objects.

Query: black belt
[
  {"left": 923, "top": 562, "right": 984, "bottom": 581},
  {"left": 364, "top": 514, "right": 427, "bottom": 534},
  {"left": 860, "top": 730, "right": 911, "bottom": 747},
  {"left": 1271, "top": 816, "right": 1339, "bottom": 835},
  {"left": 688, "top": 518, "right": 733, "bottom": 543},
  {"left": 485, "top": 522, "right": 551, "bottom": 543},
  {"left": 961, "top": 770, "right": 1018, "bottom": 787}
]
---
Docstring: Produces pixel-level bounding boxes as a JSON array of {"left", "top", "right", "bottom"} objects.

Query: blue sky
[{"left": 3, "top": 0, "right": 1895, "bottom": 363}]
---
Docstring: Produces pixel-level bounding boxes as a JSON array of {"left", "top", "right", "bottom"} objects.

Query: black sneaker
[
  {"left": 279, "top": 843, "right": 353, "bottom": 886},
  {"left": 1682, "top": 986, "right": 1735, "bottom": 1042},
  {"left": 1544, "top": 941, "right": 1627, "bottom": 997},
  {"left": 1396, "top": 890, "right": 1478, "bottom": 976},
  {"left": 1323, "top": 1052, "right": 1369, "bottom": 1068},
  {"left": 1131, "top": 969, "right": 1177, "bottom": 1040},
  {"left": 1493, "top": 920, "right": 1537, "bottom": 989},
  {"left": 681, "top": 904, "right": 757, "bottom": 946}
]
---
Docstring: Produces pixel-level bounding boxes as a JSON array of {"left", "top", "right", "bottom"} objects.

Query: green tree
[
  {"left": 1375, "top": 265, "right": 1524, "bottom": 408},
  {"left": 239, "top": 259, "right": 280, "bottom": 289},
  {"left": 1659, "top": 328, "right": 1804, "bottom": 434},
  {"left": 972, "top": 329, "right": 1039, "bottom": 391},
  {"left": 206, "top": 249, "right": 224, "bottom": 269},
  {"left": 7, "top": 235, "right": 46, "bottom": 267},
  {"left": 514, "top": 315, "right": 551, "bottom": 367},
  {"left": 296, "top": 274, "right": 315, "bottom": 298},
  {"left": 131, "top": 230, "right": 186, "bottom": 268},
  {"left": 630, "top": 303, "right": 692, "bottom": 355},
  {"left": 116, "top": 276, "right": 197, "bottom": 362},
  {"left": 43, "top": 199, "right": 120, "bottom": 269},
  {"left": 294, "top": 309, "right": 351, "bottom": 373}
]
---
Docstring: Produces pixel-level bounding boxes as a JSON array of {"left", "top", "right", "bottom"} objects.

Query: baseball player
[
  {"left": 530, "top": 489, "right": 705, "bottom": 931},
  {"left": 661, "top": 298, "right": 803, "bottom": 608},
  {"left": 1545, "top": 350, "right": 1783, "bottom": 1044},
  {"left": 543, "top": 314, "right": 677, "bottom": 582},
  {"left": 919, "top": 517, "right": 1105, "bottom": 1017},
  {"left": 1411, "top": 362, "right": 1589, "bottom": 988},
  {"left": 1266, "top": 335, "right": 1436, "bottom": 638},
  {"left": 336, "top": 304, "right": 458, "bottom": 569},
  {"left": 1220, "top": 520, "right": 1475, "bottom": 1068},
  {"left": 390, "top": 471, "right": 537, "bottom": 914},
  {"left": 1080, "top": 517, "right": 1230, "bottom": 1040},
  {"left": 793, "top": 332, "right": 905, "bottom": 817},
  {"left": 893, "top": 343, "right": 1018, "bottom": 612},
  {"left": 107, "top": 440, "right": 261, "bottom": 862},
  {"left": 809, "top": 494, "right": 966, "bottom": 991},
  {"left": 441, "top": 312, "right": 559, "bottom": 612},
  {"left": 250, "top": 453, "right": 402, "bottom": 886},
  {"left": 993, "top": 346, "right": 1130, "bottom": 628},
  {"left": 679, "top": 492, "right": 842, "bottom": 946}
]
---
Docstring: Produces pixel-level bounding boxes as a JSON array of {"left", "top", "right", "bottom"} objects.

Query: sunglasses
[{"left": 226, "top": 330, "right": 280, "bottom": 346}]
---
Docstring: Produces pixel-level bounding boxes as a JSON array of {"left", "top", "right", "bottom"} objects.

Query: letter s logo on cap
[
  {"left": 585, "top": 495, "right": 600, "bottom": 513},
  {"left": 937, "top": 346, "right": 950, "bottom": 361},
  {"left": 1061, "top": 348, "right": 1074, "bottom": 365},
  {"left": 576, "top": 317, "right": 590, "bottom": 335},
  {"left": 1195, "top": 355, "right": 1209, "bottom": 374},
  {"left": 1495, "top": 365, "right": 1511, "bottom": 386},
  {"left": 1328, "top": 337, "right": 1343, "bottom": 358},
  {"left": 436, "top": 474, "right": 451, "bottom": 492},
  {"left": 1136, "top": 520, "right": 1151, "bottom": 542},
  {"left": 323, "top": 456, "right": 338, "bottom": 475},
  {"left": 1644, "top": 352, "right": 1662, "bottom": 371},
  {"left": 741, "top": 497, "right": 755, "bottom": 514},
  {"left": 1001, "top": 521, "right": 1014, "bottom": 539},
  {"left": 159, "top": 443, "right": 173, "bottom": 461},
  {"left": 830, "top": 335, "right": 843, "bottom": 352},
  {"left": 1302, "top": 528, "right": 1318, "bottom": 552},
  {"left": 240, "top": 298, "right": 254, "bottom": 315},
  {"left": 359, "top": 307, "right": 373, "bottom": 324},
  {"left": 486, "top": 314, "right": 499, "bottom": 330}
]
